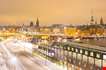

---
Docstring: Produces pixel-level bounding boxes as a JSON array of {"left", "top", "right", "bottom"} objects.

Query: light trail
[
  {"left": 0, "top": 37, "right": 82, "bottom": 70},
  {"left": 0, "top": 40, "right": 26, "bottom": 70}
]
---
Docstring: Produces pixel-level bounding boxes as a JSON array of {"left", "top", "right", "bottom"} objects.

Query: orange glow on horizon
[{"left": 0, "top": 0, "right": 106, "bottom": 25}]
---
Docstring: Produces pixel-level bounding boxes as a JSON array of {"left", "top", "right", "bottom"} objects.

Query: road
[
  {"left": 0, "top": 37, "right": 65, "bottom": 70},
  {"left": 0, "top": 51, "right": 48, "bottom": 70},
  {"left": 0, "top": 37, "right": 105, "bottom": 70},
  {"left": 0, "top": 40, "right": 49, "bottom": 70}
]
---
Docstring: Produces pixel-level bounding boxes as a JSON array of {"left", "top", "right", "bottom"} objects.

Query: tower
[
  {"left": 90, "top": 10, "right": 95, "bottom": 25},
  {"left": 36, "top": 18, "right": 39, "bottom": 27},
  {"left": 30, "top": 21, "right": 34, "bottom": 27},
  {"left": 100, "top": 17, "right": 104, "bottom": 25},
  {"left": 90, "top": 15, "right": 95, "bottom": 25}
]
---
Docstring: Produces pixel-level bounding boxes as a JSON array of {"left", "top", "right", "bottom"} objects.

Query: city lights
[
  {"left": 103, "top": 55, "right": 106, "bottom": 60},
  {"left": 0, "top": 0, "right": 106, "bottom": 70}
]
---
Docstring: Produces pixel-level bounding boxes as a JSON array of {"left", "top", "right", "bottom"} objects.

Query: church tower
[
  {"left": 90, "top": 15, "right": 95, "bottom": 25},
  {"left": 30, "top": 21, "right": 34, "bottom": 27},
  {"left": 90, "top": 10, "right": 95, "bottom": 25},
  {"left": 36, "top": 18, "right": 39, "bottom": 27},
  {"left": 100, "top": 17, "right": 104, "bottom": 25}
]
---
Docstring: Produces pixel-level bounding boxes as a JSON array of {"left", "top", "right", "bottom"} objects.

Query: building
[
  {"left": 64, "top": 26, "right": 77, "bottom": 37},
  {"left": 77, "top": 15, "right": 104, "bottom": 37}
]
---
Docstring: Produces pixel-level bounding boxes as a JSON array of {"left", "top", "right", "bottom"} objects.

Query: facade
[
  {"left": 64, "top": 26, "right": 77, "bottom": 37},
  {"left": 77, "top": 16, "right": 105, "bottom": 37},
  {"left": 40, "top": 26, "right": 52, "bottom": 34}
]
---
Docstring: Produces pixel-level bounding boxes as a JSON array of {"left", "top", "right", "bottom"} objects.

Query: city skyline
[{"left": 0, "top": 0, "right": 106, "bottom": 25}]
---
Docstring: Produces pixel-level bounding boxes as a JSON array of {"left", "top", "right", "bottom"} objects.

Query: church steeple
[
  {"left": 36, "top": 18, "right": 39, "bottom": 27},
  {"left": 90, "top": 15, "right": 95, "bottom": 25},
  {"left": 90, "top": 10, "right": 95, "bottom": 25},
  {"left": 100, "top": 17, "right": 104, "bottom": 25}
]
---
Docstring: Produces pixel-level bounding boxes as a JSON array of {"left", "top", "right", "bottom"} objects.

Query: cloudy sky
[{"left": 0, "top": 0, "right": 106, "bottom": 25}]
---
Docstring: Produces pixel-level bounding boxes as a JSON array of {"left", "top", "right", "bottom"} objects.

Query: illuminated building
[{"left": 64, "top": 26, "right": 77, "bottom": 37}]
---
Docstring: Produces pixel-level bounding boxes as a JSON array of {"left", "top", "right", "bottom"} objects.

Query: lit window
[
  {"left": 76, "top": 49, "right": 78, "bottom": 53},
  {"left": 96, "top": 53, "right": 100, "bottom": 58},
  {"left": 72, "top": 48, "right": 74, "bottom": 51},
  {"left": 68, "top": 47, "right": 70, "bottom": 51},
  {"left": 85, "top": 51, "right": 88, "bottom": 55},
  {"left": 103, "top": 55, "right": 106, "bottom": 60},
  {"left": 90, "top": 52, "right": 93, "bottom": 57},
  {"left": 80, "top": 49, "right": 83, "bottom": 54}
]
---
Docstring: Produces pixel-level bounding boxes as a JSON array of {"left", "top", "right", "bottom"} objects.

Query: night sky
[{"left": 0, "top": 0, "right": 106, "bottom": 25}]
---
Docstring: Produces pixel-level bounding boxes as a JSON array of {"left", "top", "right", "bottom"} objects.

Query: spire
[
  {"left": 91, "top": 15, "right": 94, "bottom": 21},
  {"left": 90, "top": 10, "right": 95, "bottom": 25},
  {"left": 100, "top": 17, "right": 104, "bottom": 25},
  {"left": 36, "top": 18, "right": 39, "bottom": 27}
]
